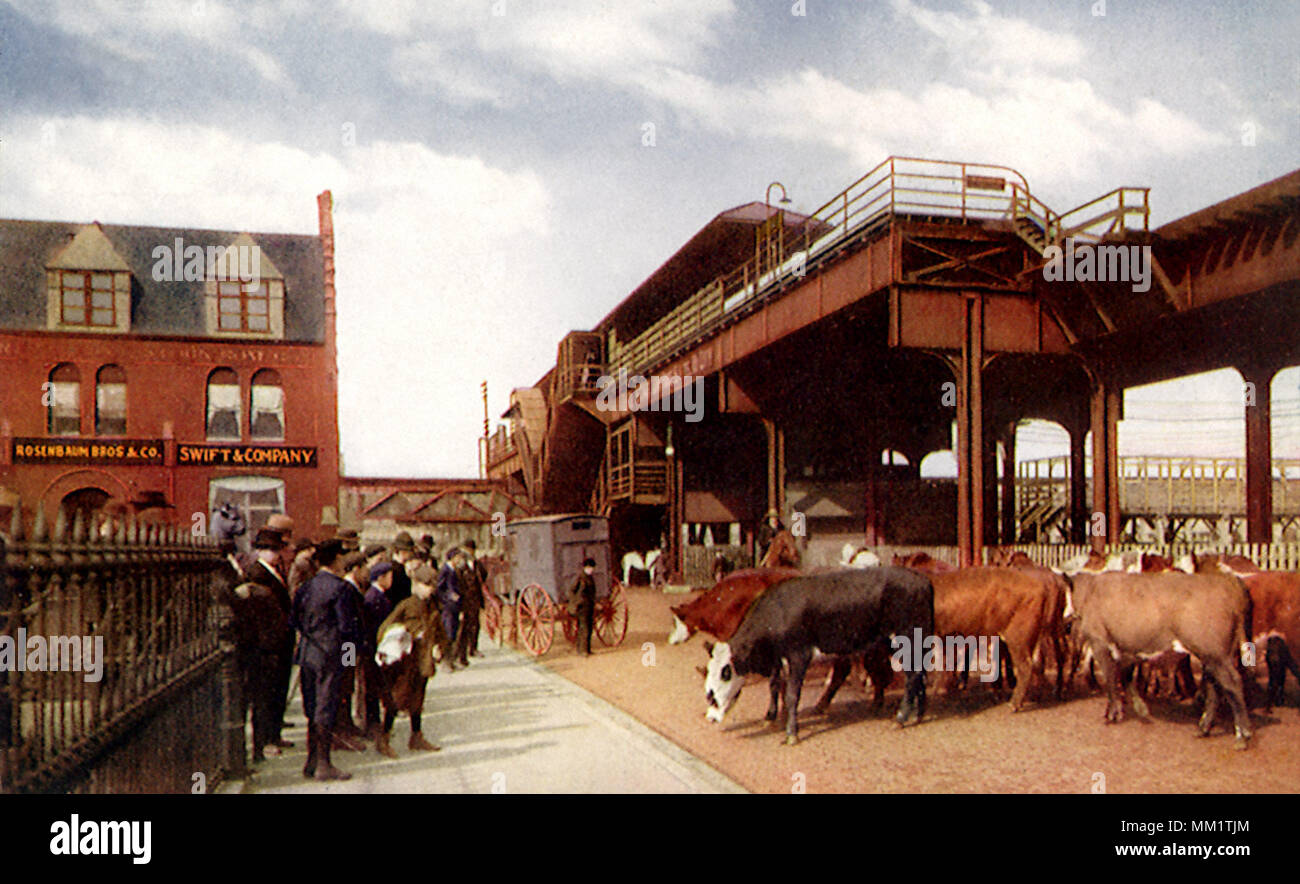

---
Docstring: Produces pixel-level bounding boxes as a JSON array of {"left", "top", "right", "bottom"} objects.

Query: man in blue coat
[
  {"left": 291, "top": 538, "right": 358, "bottom": 781},
  {"left": 436, "top": 547, "right": 466, "bottom": 669}
]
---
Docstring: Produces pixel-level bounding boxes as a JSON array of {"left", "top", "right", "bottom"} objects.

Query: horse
[
  {"left": 759, "top": 529, "right": 800, "bottom": 568},
  {"left": 620, "top": 549, "right": 664, "bottom": 587}
]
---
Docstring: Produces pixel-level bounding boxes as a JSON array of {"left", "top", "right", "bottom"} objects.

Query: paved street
[{"left": 229, "top": 638, "right": 746, "bottom": 795}]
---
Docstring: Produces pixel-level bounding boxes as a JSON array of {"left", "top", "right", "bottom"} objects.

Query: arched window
[
  {"left": 206, "top": 368, "right": 241, "bottom": 440},
  {"left": 95, "top": 364, "right": 127, "bottom": 436},
  {"left": 47, "top": 363, "right": 80, "bottom": 436},
  {"left": 250, "top": 368, "right": 284, "bottom": 440}
]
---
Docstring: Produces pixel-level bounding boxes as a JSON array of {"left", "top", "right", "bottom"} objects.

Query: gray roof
[{"left": 0, "top": 219, "right": 325, "bottom": 342}]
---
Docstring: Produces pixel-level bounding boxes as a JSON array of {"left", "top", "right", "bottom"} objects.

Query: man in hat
[
  {"left": 454, "top": 539, "right": 488, "bottom": 664},
  {"left": 363, "top": 560, "right": 397, "bottom": 753},
  {"left": 288, "top": 537, "right": 318, "bottom": 596},
  {"left": 211, "top": 540, "right": 266, "bottom": 771},
  {"left": 241, "top": 527, "right": 296, "bottom": 752},
  {"left": 374, "top": 562, "right": 445, "bottom": 754},
  {"left": 436, "top": 548, "right": 465, "bottom": 668},
  {"left": 568, "top": 558, "right": 598, "bottom": 656},
  {"left": 388, "top": 531, "right": 416, "bottom": 605},
  {"left": 336, "top": 528, "right": 361, "bottom": 552},
  {"left": 756, "top": 509, "right": 783, "bottom": 565},
  {"left": 333, "top": 551, "right": 371, "bottom": 749},
  {"left": 291, "top": 537, "right": 358, "bottom": 780}
]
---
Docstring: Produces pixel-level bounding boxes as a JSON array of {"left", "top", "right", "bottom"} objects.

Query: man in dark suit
[
  {"left": 568, "top": 557, "right": 598, "bottom": 656},
  {"left": 388, "top": 531, "right": 416, "bottom": 605},
  {"left": 291, "top": 538, "right": 358, "bottom": 781},
  {"left": 239, "top": 528, "right": 296, "bottom": 754},
  {"left": 436, "top": 548, "right": 465, "bottom": 669},
  {"left": 455, "top": 539, "right": 488, "bottom": 664}
]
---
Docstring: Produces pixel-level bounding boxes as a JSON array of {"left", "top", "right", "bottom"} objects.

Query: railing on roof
[{"left": 607, "top": 156, "right": 1151, "bottom": 378}]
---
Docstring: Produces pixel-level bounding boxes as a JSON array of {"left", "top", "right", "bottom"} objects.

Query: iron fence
[{"left": 0, "top": 504, "right": 240, "bottom": 793}]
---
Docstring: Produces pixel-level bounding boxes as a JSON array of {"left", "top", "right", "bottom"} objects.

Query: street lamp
[{"left": 766, "top": 181, "right": 791, "bottom": 210}]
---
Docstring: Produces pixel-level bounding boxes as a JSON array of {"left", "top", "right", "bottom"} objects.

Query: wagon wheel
[
  {"left": 560, "top": 602, "right": 578, "bottom": 645},
  {"left": 595, "top": 578, "right": 629, "bottom": 647},
  {"left": 482, "top": 590, "right": 502, "bottom": 645},
  {"left": 517, "top": 583, "right": 555, "bottom": 656}
]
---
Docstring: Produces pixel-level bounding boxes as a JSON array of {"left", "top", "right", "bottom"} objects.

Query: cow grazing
[
  {"left": 672, "top": 567, "right": 895, "bottom": 718},
  {"left": 703, "top": 566, "right": 934, "bottom": 744},
  {"left": 930, "top": 567, "right": 1066, "bottom": 709},
  {"left": 1063, "top": 570, "right": 1255, "bottom": 749}
]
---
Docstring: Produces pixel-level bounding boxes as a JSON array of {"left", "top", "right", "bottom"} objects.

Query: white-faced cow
[
  {"left": 1063, "top": 570, "right": 1255, "bottom": 749},
  {"left": 703, "top": 566, "right": 934, "bottom": 745}
]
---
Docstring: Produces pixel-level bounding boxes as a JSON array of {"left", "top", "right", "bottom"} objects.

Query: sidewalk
[{"left": 225, "top": 639, "right": 747, "bottom": 794}]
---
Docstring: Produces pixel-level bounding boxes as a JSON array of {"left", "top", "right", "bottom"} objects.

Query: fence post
[{"left": 210, "top": 568, "right": 248, "bottom": 782}]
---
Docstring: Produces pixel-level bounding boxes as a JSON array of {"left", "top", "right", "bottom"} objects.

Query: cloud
[
  {"left": 0, "top": 113, "right": 553, "bottom": 476},
  {"left": 3, "top": 0, "right": 299, "bottom": 88}
]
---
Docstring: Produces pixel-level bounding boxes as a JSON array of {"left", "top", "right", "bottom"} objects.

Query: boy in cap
[
  {"left": 374, "top": 562, "right": 446, "bottom": 753},
  {"left": 363, "top": 560, "right": 397, "bottom": 752},
  {"left": 291, "top": 537, "right": 358, "bottom": 780}
]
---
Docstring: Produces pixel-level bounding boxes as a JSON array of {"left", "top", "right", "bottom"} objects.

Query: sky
[{"left": 1, "top": 0, "right": 1297, "bottom": 478}]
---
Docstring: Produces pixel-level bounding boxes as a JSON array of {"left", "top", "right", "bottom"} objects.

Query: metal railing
[
  {"left": 608, "top": 156, "right": 1153, "bottom": 378},
  {"left": 1018, "top": 455, "right": 1300, "bottom": 517},
  {"left": 0, "top": 505, "right": 234, "bottom": 793}
]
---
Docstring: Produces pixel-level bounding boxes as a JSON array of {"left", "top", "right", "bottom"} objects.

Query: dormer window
[
  {"left": 218, "top": 279, "right": 272, "bottom": 332},
  {"left": 45, "top": 224, "right": 132, "bottom": 334},
  {"left": 204, "top": 234, "right": 284, "bottom": 339},
  {"left": 58, "top": 271, "right": 119, "bottom": 327}
]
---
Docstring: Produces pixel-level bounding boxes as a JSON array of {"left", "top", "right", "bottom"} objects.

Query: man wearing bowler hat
[
  {"left": 291, "top": 537, "right": 358, "bottom": 780},
  {"left": 455, "top": 539, "right": 488, "bottom": 664},
  {"left": 242, "top": 527, "right": 296, "bottom": 752},
  {"left": 389, "top": 531, "right": 416, "bottom": 605}
]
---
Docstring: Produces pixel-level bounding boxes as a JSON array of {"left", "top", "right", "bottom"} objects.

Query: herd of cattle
[{"left": 671, "top": 549, "right": 1300, "bottom": 749}]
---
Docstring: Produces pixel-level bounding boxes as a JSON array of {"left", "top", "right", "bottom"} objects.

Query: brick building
[{"left": 0, "top": 192, "right": 342, "bottom": 546}]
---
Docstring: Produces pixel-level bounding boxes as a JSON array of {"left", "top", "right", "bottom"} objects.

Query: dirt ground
[{"left": 531, "top": 586, "right": 1300, "bottom": 794}]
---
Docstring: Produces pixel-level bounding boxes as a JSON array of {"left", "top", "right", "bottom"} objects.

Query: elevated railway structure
[{"left": 486, "top": 156, "right": 1300, "bottom": 574}]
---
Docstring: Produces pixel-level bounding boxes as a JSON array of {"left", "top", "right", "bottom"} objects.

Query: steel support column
[
  {"left": 1068, "top": 425, "right": 1089, "bottom": 544},
  {"left": 1089, "top": 374, "right": 1122, "bottom": 550},
  {"left": 956, "top": 295, "right": 985, "bottom": 567},
  {"left": 999, "top": 424, "right": 1017, "bottom": 545},
  {"left": 1241, "top": 361, "right": 1277, "bottom": 543},
  {"left": 764, "top": 418, "right": 785, "bottom": 519}
]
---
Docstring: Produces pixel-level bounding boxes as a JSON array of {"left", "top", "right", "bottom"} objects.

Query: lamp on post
[{"left": 766, "top": 181, "right": 791, "bottom": 209}]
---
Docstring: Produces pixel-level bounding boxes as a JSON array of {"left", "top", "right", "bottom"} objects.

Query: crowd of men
[{"left": 216, "top": 518, "right": 489, "bottom": 781}]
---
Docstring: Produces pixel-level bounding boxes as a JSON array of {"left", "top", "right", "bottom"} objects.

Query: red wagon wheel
[
  {"left": 595, "top": 578, "right": 629, "bottom": 647},
  {"left": 517, "top": 583, "right": 554, "bottom": 656},
  {"left": 560, "top": 604, "right": 578, "bottom": 645},
  {"left": 482, "top": 590, "right": 503, "bottom": 645}
]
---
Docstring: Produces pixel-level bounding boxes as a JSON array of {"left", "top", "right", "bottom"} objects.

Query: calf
[
  {"left": 1064, "top": 570, "right": 1254, "bottom": 749},
  {"left": 703, "top": 567, "right": 934, "bottom": 744},
  {"left": 930, "top": 567, "right": 1066, "bottom": 710}
]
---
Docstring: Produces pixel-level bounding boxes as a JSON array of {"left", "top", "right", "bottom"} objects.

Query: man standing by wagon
[
  {"left": 291, "top": 538, "right": 357, "bottom": 781},
  {"left": 454, "top": 539, "right": 487, "bottom": 665},
  {"left": 568, "top": 558, "right": 598, "bottom": 656}
]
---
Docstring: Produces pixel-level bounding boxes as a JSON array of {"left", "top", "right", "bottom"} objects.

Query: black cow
[{"left": 702, "top": 566, "right": 934, "bottom": 744}]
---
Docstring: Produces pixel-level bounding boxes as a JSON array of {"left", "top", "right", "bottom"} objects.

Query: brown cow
[
  {"left": 893, "top": 552, "right": 957, "bottom": 574},
  {"left": 1063, "top": 570, "right": 1254, "bottom": 749},
  {"left": 929, "top": 567, "right": 1066, "bottom": 710}
]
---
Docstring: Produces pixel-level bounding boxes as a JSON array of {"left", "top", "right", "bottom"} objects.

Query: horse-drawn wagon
[{"left": 482, "top": 514, "right": 630, "bottom": 655}]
